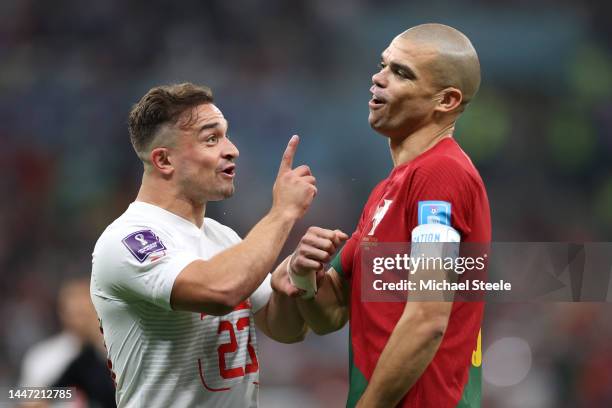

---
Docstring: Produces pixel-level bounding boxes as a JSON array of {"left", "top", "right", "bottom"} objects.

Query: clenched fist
[{"left": 272, "top": 227, "right": 348, "bottom": 298}]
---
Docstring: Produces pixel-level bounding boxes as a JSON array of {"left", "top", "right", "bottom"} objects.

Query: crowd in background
[{"left": 1, "top": 0, "right": 611, "bottom": 406}]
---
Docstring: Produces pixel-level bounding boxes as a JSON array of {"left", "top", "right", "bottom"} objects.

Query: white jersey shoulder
[{"left": 91, "top": 201, "right": 269, "bottom": 408}]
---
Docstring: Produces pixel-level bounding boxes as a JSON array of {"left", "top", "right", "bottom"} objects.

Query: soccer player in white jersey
[{"left": 90, "top": 83, "right": 344, "bottom": 408}]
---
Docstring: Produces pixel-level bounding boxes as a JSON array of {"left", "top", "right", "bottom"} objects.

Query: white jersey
[{"left": 91, "top": 201, "right": 271, "bottom": 408}]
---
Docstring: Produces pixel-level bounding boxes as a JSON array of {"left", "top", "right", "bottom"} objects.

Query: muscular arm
[
  {"left": 356, "top": 246, "right": 456, "bottom": 407},
  {"left": 356, "top": 301, "right": 452, "bottom": 407},
  {"left": 267, "top": 227, "right": 350, "bottom": 335},
  {"left": 254, "top": 257, "right": 308, "bottom": 344},
  {"left": 170, "top": 136, "right": 317, "bottom": 315},
  {"left": 296, "top": 267, "right": 349, "bottom": 335},
  {"left": 171, "top": 210, "right": 297, "bottom": 315}
]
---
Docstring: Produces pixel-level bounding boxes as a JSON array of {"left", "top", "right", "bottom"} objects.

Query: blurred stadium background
[{"left": 1, "top": 0, "right": 611, "bottom": 407}]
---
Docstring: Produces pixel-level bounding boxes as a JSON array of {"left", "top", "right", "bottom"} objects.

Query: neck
[
  {"left": 136, "top": 172, "right": 207, "bottom": 228},
  {"left": 389, "top": 122, "right": 455, "bottom": 167}
]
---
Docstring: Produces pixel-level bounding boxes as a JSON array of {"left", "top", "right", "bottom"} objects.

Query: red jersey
[{"left": 332, "top": 137, "right": 491, "bottom": 407}]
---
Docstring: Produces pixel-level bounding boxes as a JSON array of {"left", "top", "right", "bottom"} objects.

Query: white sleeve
[
  {"left": 250, "top": 273, "right": 272, "bottom": 313},
  {"left": 91, "top": 227, "right": 199, "bottom": 310}
]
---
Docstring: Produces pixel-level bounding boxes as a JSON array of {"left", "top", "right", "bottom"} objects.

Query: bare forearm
[
  {"left": 220, "top": 210, "right": 296, "bottom": 300},
  {"left": 172, "top": 135, "right": 319, "bottom": 314},
  {"left": 357, "top": 304, "right": 449, "bottom": 407},
  {"left": 263, "top": 289, "right": 307, "bottom": 343},
  {"left": 255, "top": 257, "right": 308, "bottom": 343},
  {"left": 297, "top": 271, "right": 348, "bottom": 335},
  {"left": 171, "top": 210, "right": 295, "bottom": 312}
]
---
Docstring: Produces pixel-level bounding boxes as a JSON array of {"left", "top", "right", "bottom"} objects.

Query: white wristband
[
  {"left": 287, "top": 256, "right": 317, "bottom": 299},
  {"left": 250, "top": 274, "right": 272, "bottom": 313}
]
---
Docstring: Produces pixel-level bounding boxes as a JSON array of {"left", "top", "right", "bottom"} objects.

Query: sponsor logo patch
[
  {"left": 122, "top": 230, "right": 167, "bottom": 263},
  {"left": 418, "top": 201, "right": 451, "bottom": 226}
]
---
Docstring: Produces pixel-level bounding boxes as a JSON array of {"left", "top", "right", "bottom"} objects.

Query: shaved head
[{"left": 398, "top": 23, "right": 480, "bottom": 105}]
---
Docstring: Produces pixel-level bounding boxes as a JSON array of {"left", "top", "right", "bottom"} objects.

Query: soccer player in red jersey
[{"left": 276, "top": 24, "right": 491, "bottom": 407}]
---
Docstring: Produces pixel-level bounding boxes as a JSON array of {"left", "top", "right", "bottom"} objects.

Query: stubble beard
[
  {"left": 202, "top": 179, "right": 235, "bottom": 202},
  {"left": 216, "top": 183, "right": 235, "bottom": 201},
  {"left": 177, "top": 174, "right": 234, "bottom": 204}
]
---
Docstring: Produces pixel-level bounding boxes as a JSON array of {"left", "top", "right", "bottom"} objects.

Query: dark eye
[
  {"left": 396, "top": 69, "right": 407, "bottom": 78},
  {"left": 206, "top": 135, "right": 218, "bottom": 145},
  {"left": 378, "top": 62, "right": 386, "bottom": 70}
]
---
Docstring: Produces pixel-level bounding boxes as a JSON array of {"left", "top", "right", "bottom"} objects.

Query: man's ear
[
  {"left": 433, "top": 87, "right": 463, "bottom": 114},
  {"left": 150, "top": 147, "right": 174, "bottom": 175}
]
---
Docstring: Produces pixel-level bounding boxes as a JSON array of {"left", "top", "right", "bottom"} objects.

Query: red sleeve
[{"left": 407, "top": 156, "right": 478, "bottom": 238}]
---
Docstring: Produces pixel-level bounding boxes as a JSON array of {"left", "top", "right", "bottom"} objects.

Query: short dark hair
[{"left": 128, "top": 83, "right": 214, "bottom": 156}]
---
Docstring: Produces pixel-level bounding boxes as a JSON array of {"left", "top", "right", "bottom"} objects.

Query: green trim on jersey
[
  {"left": 331, "top": 249, "right": 346, "bottom": 280},
  {"left": 347, "top": 327, "right": 368, "bottom": 408},
  {"left": 330, "top": 249, "right": 367, "bottom": 406},
  {"left": 455, "top": 364, "right": 481, "bottom": 407}
]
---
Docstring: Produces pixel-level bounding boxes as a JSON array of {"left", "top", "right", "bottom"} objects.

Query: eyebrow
[
  {"left": 199, "top": 122, "right": 220, "bottom": 132},
  {"left": 381, "top": 54, "right": 417, "bottom": 80}
]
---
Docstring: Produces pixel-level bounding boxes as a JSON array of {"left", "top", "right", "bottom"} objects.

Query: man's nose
[
  {"left": 372, "top": 69, "right": 387, "bottom": 88},
  {"left": 223, "top": 139, "right": 239, "bottom": 160}
]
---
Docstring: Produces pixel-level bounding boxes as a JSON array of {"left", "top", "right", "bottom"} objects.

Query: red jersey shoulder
[
  {"left": 401, "top": 141, "right": 488, "bottom": 238},
  {"left": 415, "top": 152, "right": 482, "bottom": 186},
  {"left": 420, "top": 139, "right": 484, "bottom": 184}
]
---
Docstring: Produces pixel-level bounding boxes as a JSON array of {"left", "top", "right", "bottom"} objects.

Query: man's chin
[
  {"left": 219, "top": 185, "right": 235, "bottom": 200},
  {"left": 368, "top": 110, "right": 385, "bottom": 125},
  {"left": 223, "top": 188, "right": 235, "bottom": 199},
  {"left": 368, "top": 115, "right": 390, "bottom": 136},
  {"left": 204, "top": 185, "right": 235, "bottom": 202}
]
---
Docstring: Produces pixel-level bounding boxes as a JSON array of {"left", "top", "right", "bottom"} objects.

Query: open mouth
[
  {"left": 220, "top": 165, "right": 236, "bottom": 177},
  {"left": 369, "top": 95, "right": 387, "bottom": 109},
  {"left": 369, "top": 86, "right": 387, "bottom": 108}
]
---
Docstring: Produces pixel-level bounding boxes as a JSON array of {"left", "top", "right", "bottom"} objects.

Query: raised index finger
[{"left": 278, "top": 135, "right": 299, "bottom": 176}]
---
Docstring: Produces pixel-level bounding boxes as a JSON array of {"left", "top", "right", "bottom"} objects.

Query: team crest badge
[{"left": 368, "top": 199, "right": 393, "bottom": 235}]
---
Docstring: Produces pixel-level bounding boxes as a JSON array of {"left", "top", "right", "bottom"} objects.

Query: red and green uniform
[{"left": 332, "top": 137, "right": 490, "bottom": 407}]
